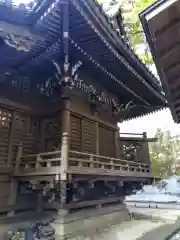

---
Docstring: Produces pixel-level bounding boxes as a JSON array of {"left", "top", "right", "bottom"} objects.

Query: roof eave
[{"left": 139, "top": 1, "right": 178, "bottom": 123}]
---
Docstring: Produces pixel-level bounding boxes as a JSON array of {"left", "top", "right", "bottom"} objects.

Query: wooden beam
[
  {"left": 119, "top": 136, "right": 157, "bottom": 142},
  {"left": 0, "top": 97, "right": 35, "bottom": 114}
]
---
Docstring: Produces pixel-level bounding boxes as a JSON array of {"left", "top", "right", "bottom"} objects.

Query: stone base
[{"left": 52, "top": 204, "right": 130, "bottom": 239}]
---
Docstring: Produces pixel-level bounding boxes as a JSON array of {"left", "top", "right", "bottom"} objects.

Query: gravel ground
[
  {"left": 1, "top": 207, "right": 180, "bottom": 239},
  {"left": 69, "top": 220, "right": 164, "bottom": 240}
]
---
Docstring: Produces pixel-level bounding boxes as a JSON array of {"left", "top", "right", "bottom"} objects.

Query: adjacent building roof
[
  {"left": 0, "top": 0, "right": 167, "bottom": 120},
  {"left": 140, "top": 0, "right": 180, "bottom": 122}
]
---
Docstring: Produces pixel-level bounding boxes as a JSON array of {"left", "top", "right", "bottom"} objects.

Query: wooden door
[{"left": 99, "top": 125, "right": 116, "bottom": 158}]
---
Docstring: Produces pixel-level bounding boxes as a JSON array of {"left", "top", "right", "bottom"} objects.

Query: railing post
[
  {"left": 90, "top": 155, "right": 94, "bottom": 168},
  {"left": 60, "top": 132, "right": 68, "bottom": 208},
  {"left": 15, "top": 143, "right": 23, "bottom": 174},
  {"left": 36, "top": 154, "right": 41, "bottom": 168}
]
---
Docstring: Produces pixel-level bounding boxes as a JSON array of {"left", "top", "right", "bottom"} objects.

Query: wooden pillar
[
  {"left": 7, "top": 178, "right": 18, "bottom": 216},
  {"left": 61, "top": 100, "right": 71, "bottom": 137},
  {"left": 60, "top": 98, "right": 70, "bottom": 208},
  {"left": 7, "top": 111, "right": 16, "bottom": 166},
  {"left": 60, "top": 132, "right": 69, "bottom": 208},
  {"left": 8, "top": 143, "right": 23, "bottom": 215},
  {"left": 14, "top": 143, "right": 23, "bottom": 174},
  {"left": 95, "top": 122, "right": 99, "bottom": 155},
  {"left": 115, "top": 126, "right": 120, "bottom": 158}
]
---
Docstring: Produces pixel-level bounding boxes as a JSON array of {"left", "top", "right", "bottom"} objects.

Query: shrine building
[{"left": 0, "top": 0, "right": 166, "bottom": 215}]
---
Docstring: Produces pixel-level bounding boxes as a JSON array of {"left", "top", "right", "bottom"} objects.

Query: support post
[
  {"left": 7, "top": 178, "right": 18, "bottom": 216},
  {"left": 15, "top": 143, "right": 23, "bottom": 174},
  {"left": 60, "top": 133, "right": 69, "bottom": 209},
  {"left": 115, "top": 126, "right": 120, "bottom": 158},
  {"left": 61, "top": 100, "right": 71, "bottom": 136},
  {"left": 95, "top": 121, "right": 99, "bottom": 155},
  {"left": 8, "top": 143, "right": 23, "bottom": 215}
]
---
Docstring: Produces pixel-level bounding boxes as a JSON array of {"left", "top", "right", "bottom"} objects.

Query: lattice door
[
  {"left": 82, "top": 119, "right": 95, "bottom": 153},
  {"left": 0, "top": 108, "right": 12, "bottom": 164},
  {"left": 70, "top": 115, "right": 81, "bottom": 151}
]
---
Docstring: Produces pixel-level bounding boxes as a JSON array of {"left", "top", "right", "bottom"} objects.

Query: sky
[
  {"left": 13, "top": 0, "right": 31, "bottom": 4},
  {"left": 120, "top": 109, "right": 180, "bottom": 138}
]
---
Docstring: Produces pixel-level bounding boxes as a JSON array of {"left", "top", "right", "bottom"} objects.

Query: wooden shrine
[{"left": 0, "top": 0, "right": 166, "bottom": 214}]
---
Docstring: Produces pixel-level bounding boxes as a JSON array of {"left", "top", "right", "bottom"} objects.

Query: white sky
[
  {"left": 13, "top": 0, "right": 32, "bottom": 5},
  {"left": 120, "top": 109, "right": 180, "bottom": 138}
]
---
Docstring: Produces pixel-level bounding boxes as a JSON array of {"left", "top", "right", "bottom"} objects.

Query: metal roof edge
[{"left": 122, "top": 106, "right": 167, "bottom": 122}]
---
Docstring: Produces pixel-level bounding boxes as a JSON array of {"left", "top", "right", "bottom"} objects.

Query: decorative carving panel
[{"left": 119, "top": 141, "right": 141, "bottom": 161}]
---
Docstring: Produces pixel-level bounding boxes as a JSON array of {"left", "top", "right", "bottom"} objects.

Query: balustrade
[
  {"left": 14, "top": 148, "right": 149, "bottom": 176},
  {"left": 69, "top": 151, "right": 149, "bottom": 174}
]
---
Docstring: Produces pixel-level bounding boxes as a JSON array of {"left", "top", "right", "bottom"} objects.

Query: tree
[
  {"left": 149, "top": 129, "right": 180, "bottom": 178},
  {"left": 122, "top": 0, "right": 156, "bottom": 65},
  {"left": 99, "top": 0, "right": 156, "bottom": 65}
]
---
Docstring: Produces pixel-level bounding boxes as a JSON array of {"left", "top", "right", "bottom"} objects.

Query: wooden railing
[
  {"left": 69, "top": 151, "right": 149, "bottom": 173},
  {"left": 17, "top": 150, "right": 61, "bottom": 170},
  {"left": 14, "top": 150, "right": 149, "bottom": 176},
  {"left": 14, "top": 132, "right": 150, "bottom": 176}
]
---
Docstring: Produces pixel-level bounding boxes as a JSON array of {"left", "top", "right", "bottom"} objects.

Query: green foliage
[
  {"left": 149, "top": 129, "right": 180, "bottom": 178},
  {"left": 100, "top": 0, "right": 157, "bottom": 65},
  {"left": 123, "top": 0, "right": 156, "bottom": 65}
]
